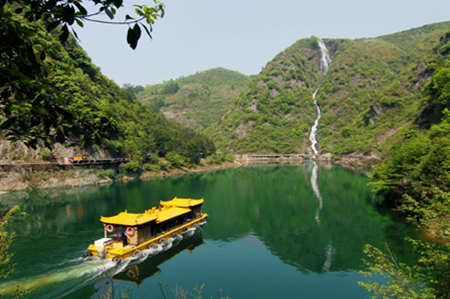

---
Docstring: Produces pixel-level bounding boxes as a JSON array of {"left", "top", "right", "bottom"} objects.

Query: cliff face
[
  {"left": 203, "top": 22, "right": 450, "bottom": 156},
  {"left": 0, "top": 140, "right": 115, "bottom": 191}
]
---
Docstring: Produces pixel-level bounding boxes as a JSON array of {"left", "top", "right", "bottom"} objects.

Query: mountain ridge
[
  {"left": 136, "top": 67, "right": 251, "bottom": 131},
  {"left": 202, "top": 21, "right": 450, "bottom": 155}
]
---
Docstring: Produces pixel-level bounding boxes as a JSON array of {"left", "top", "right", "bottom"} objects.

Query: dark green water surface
[{"left": 1, "top": 163, "right": 420, "bottom": 298}]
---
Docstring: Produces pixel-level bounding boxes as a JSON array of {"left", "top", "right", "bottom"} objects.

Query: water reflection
[
  {"left": 3, "top": 164, "right": 420, "bottom": 298},
  {"left": 83, "top": 235, "right": 205, "bottom": 299},
  {"left": 113, "top": 235, "right": 204, "bottom": 285},
  {"left": 309, "top": 161, "right": 337, "bottom": 272},
  {"left": 310, "top": 161, "right": 323, "bottom": 224}
]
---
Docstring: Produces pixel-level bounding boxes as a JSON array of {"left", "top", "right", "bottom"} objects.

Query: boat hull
[{"left": 86, "top": 214, "right": 207, "bottom": 263}]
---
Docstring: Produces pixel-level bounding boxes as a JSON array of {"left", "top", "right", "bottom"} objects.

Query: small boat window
[
  {"left": 155, "top": 224, "right": 163, "bottom": 236},
  {"left": 170, "top": 219, "right": 179, "bottom": 229},
  {"left": 105, "top": 224, "right": 117, "bottom": 239},
  {"left": 192, "top": 206, "right": 202, "bottom": 218}
]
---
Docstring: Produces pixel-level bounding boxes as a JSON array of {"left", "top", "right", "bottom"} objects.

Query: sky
[{"left": 74, "top": 0, "right": 450, "bottom": 87}]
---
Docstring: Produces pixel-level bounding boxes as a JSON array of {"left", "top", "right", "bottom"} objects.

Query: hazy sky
[{"left": 74, "top": 0, "right": 450, "bottom": 87}]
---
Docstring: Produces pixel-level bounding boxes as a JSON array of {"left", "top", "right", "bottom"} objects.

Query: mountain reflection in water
[{"left": 4, "top": 164, "right": 421, "bottom": 299}]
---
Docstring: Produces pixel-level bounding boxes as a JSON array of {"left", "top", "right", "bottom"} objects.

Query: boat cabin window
[
  {"left": 137, "top": 223, "right": 154, "bottom": 244},
  {"left": 182, "top": 212, "right": 193, "bottom": 223},
  {"left": 155, "top": 223, "right": 163, "bottom": 236},
  {"left": 105, "top": 225, "right": 116, "bottom": 239},
  {"left": 192, "top": 205, "right": 202, "bottom": 218},
  {"left": 104, "top": 225, "right": 130, "bottom": 242},
  {"left": 170, "top": 218, "right": 179, "bottom": 229}
]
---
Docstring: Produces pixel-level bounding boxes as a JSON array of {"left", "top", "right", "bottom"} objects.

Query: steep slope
[
  {"left": 204, "top": 21, "right": 450, "bottom": 155},
  {"left": 56, "top": 36, "right": 215, "bottom": 164},
  {"left": 320, "top": 24, "right": 450, "bottom": 155},
  {"left": 204, "top": 37, "right": 338, "bottom": 154},
  {"left": 1, "top": 19, "right": 215, "bottom": 167},
  {"left": 136, "top": 68, "right": 251, "bottom": 131}
]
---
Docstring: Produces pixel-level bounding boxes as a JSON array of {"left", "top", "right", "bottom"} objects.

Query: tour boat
[{"left": 85, "top": 197, "right": 208, "bottom": 263}]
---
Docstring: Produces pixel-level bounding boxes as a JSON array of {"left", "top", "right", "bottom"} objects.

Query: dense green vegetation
[
  {"left": 59, "top": 36, "right": 216, "bottom": 169},
  {"left": 1, "top": 7, "right": 216, "bottom": 172},
  {"left": 203, "top": 38, "right": 328, "bottom": 154},
  {"left": 136, "top": 68, "right": 251, "bottom": 132},
  {"left": 0, "top": 0, "right": 164, "bottom": 148},
  {"left": 200, "top": 22, "right": 450, "bottom": 156},
  {"left": 362, "top": 32, "right": 450, "bottom": 298}
]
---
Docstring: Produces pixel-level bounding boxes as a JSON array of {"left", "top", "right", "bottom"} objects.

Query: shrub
[
  {"left": 341, "top": 126, "right": 352, "bottom": 138},
  {"left": 123, "top": 161, "right": 141, "bottom": 174},
  {"left": 105, "top": 169, "right": 115, "bottom": 179},
  {"left": 96, "top": 171, "right": 106, "bottom": 179},
  {"left": 40, "top": 150, "right": 52, "bottom": 161},
  {"left": 166, "top": 152, "right": 185, "bottom": 166}
]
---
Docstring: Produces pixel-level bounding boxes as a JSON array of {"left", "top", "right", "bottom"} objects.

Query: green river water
[{"left": 0, "top": 162, "right": 420, "bottom": 298}]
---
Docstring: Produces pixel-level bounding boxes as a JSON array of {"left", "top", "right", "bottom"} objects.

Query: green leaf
[
  {"left": 142, "top": 24, "right": 152, "bottom": 39},
  {"left": 75, "top": 18, "right": 84, "bottom": 27},
  {"left": 113, "top": 0, "right": 123, "bottom": 8},
  {"left": 46, "top": 21, "right": 60, "bottom": 32},
  {"left": 1, "top": 118, "right": 16, "bottom": 130},
  {"left": 133, "top": 23, "right": 141, "bottom": 39},
  {"left": 105, "top": 8, "right": 114, "bottom": 20},
  {"left": 73, "top": 1, "right": 87, "bottom": 15},
  {"left": 72, "top": 28, "right": 79, "bottom": 40},
  {"left": 59, "top": 24, "right": 69, "bottom": 43},
  {"left": 62, "top": 5, "right": 75, "bottom": 25},
  {"left": 127, "top": 25, "right": 141, "bottom": 50},
  {"left": 44, "top": 0, "right": 58, "bottom": 10}
]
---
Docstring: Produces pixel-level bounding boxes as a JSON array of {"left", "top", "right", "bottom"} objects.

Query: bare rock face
[
  {"left": 0, "top": 172, "right": 29, "bottom": 191},
  {"left": 317, "top": 153, "right": 333, "bottom": 161},
  {"left": 0, "top": 140, "right": 116, "bottom": 191},
  {"left": 270, "top": 89, "right": 280, "bottom": 98},
  {"left": 249, "top": 99, "right": 259, "bottom": 113},
  {"left": 257, "top": 80, "right": 267, "bottom": 88},
  {"left": 234, "top": 121, "right": 253, "bottom": 139}
]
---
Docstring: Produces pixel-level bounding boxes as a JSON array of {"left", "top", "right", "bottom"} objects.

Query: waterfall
[
  {"left": 308, "top": 38, "right": 331, "bottom": 224},
  {"left": 309, "top": 38, "right": 332, "bottom": 156},
  {"left": 309, "top": 89, "right": 321, "bottom": 156},
  {"left": 318, "top": 38, "right": 332, "bottom": 74}
]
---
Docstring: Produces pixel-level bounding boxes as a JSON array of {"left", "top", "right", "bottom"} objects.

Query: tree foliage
[
  {"left": 137, "top": 68, "right": 251, "bottom": 132},
  {"left": 0, "top": 0, "right": 164, "bottom": 148},
  {"left": 203, "top": 23, "right": 450, "bottom": 155},
  {"left": 359, "top": 243, "right": 436, "bottom": 299},
  {"left": 364, "top": 35, "right": 450, "bottom": 298},
  {"left": 1, "top": 0, "right": 216, "bottom": 168},
  {"left": 0, "top": 206, "right": 26, "bottom": 279}
]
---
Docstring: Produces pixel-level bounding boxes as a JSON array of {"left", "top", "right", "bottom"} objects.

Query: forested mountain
[
  {"left": 2, "top": 17, "right": 215, "bottom": 168},
  {"left": 364, "top": 30, "right": 450, "bottom": 298},
  {"left": 202, "top": 21, "right": 450, "bottom": 155},
  {"left": 59, "top": 36, "right": 215, "bottom": 165},
  {"left": 136, "top": 68, "right": 251, "bottom": 131}
]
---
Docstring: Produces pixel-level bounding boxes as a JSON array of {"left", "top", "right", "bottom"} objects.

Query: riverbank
[
  {"left": 0, "top": 153, "right": 380, "bottom": 192},
  {"left": 0, "top": 161, "right": 241, "bottom": 192}
]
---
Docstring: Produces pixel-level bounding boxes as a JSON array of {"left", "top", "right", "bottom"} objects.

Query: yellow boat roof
[
  {"left": 155, "top": 207, "right": 190, "bottom": 224},
  {"left": 101, "top": 211, "right": 157, "bottom": 226},
  {"left": 160, "top": 197, "right": 204, "bottom": 208},
  {"left": 101, "top": 197, "right": 203, "bottom": 226}
]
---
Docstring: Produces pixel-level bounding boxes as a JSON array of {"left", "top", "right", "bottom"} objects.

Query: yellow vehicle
[{"left": 85, "top": 197, "right": 208, "bottom": 264}]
